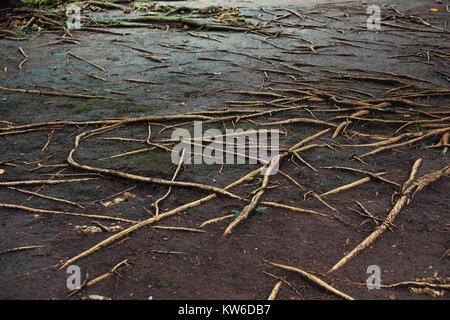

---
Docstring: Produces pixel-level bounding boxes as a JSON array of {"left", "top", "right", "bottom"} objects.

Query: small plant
[
  {"left": 256, "top": 206, "right": 266, "bottom": 214},
  {"left": 415, "top": 125, "right": 429, "bottom": 135},
  {"left": 231, "top": 209, "right": 240, "bottom": 220}
]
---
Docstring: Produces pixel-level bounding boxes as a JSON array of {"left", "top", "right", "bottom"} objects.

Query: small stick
[
  {"left": 152, "top": 226, "right": 206, "bottom": 233},
  {"left": 278, "top": 170, "right": 306, "bottom": 190},
  {"left": 352, "top": 201, "right": 396, "bottom": 231},
  {"left": 289, "top": 128, "right": 331, "bottom": 152},
  {"left": 261, "top": 201, "right": 332, "bottom": 218},
  {"left": 18, "top": 47, "right": 28, "bottom": 70},
  {"left": 263, "top": 271, "right": 303, "bottom": 298},
  {"left": 262, "top": 118, "right": 337, "bottom": 128},
  {"left": 67, "top": 51, "right": 107, "bottom": 73},
  {"left": 320, "top": 177, "right": 371, "bottom": 197},
  {"left": 332, "top": 120, "right": 351, "bottom": 138},
  {"left": 86, "top": 259, "right": 130, "bottom": 287},
  {"left": 8, "top": 186, "right": 84, "bottom": 209},
  {"left": 139, "top": 54, "right": 166, "bottom": 63},
  {"left": 98, "top": 147, "right": 153, "bottom": 161},
  {"left": 292, "top": 151, "right": 317, "bottom": 172},
  {"left": 402, "top": 158, "right": 423, "bottom": 192},
  {"left": 14, "top": 263, "right": 61, "bottom": 279},
  {"left": 91, "top": 186, "right": 136, "bottom": 204},
  {"left": 269, "top": 262, "right": 354, "bottom": 300},
  {"left": 380, "top": 281, "right": 450, "bottom": 290},
  {"left": 0, "top": 177, "right": 97, "bottom": 187},
  {"left": 305, "top": 191, "right": 340, "bottom": 213},
  {"left": 223, "top": 152, "right": 286, "bottom": 237},
  {"left": 198, "top": 214, "right": 234, "bottom": 228},
  {"left": 360, "top": 127, "right": 450, "bottom": 158},
  {"left": 41, "top": 129, "right": 54, "bottom": 153}
]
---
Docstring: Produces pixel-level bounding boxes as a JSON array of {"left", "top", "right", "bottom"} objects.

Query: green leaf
[{"left": 256, "top": 206, "right": 266, "bottom": 214}]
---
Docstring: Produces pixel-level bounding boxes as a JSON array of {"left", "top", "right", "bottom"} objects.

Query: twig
[
  {"left": 0, "top": 177, "right": 98, "bottom": 186},
  {"left": 0, "top": 245, "right": 45, "bottom": 255},
  {"left": 267, "top": 281, "right": 283, "bottom": 300},
  {"left": 152, "top": 226, "right": 205, "bottom": 233},
  {"left": 269, "top": 262, "right": 354, "bottom": 300},
  {"left": 0, "top": 203, "right": 136, "bottom": 224},
  {"left": 8, "top": 186, "right": 84, "bottom": 209},
  {"left": 198, "top": 214, "right": 234, "bottom": 228},
  {"left": 320, "top": 177, "right": 371, "bottom": 197},
  {"left": 67, "top": 50, "right": 107, "bottom": 73}
]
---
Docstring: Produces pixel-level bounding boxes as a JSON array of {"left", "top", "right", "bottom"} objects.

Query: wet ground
[{"left": 0, "top": 0, "right": 449, "bottom": 300}]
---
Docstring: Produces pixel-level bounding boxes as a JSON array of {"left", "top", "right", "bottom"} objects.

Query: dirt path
[{"left": 0, "top": 1, "right": 449, "bottom": 300}]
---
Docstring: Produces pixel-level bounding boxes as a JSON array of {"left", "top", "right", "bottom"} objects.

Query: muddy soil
[{"left": 0, "top": 0, "right": 449, "bottom": 300}]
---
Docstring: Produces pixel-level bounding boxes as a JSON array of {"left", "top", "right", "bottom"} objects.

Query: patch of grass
[
  {"left": 131, "top": 104, "right": 156, "bottom": 113},
  {"left": 227, "top": 18, "right": 248, "bottom": 25},
  {"left": 284, "top": 127, "right": 313, "bottom": 146},
  {"left": 49, "top": 183, "right": 103, "bottom": 202},
  {"left": 322, "top": 149, "right": 365, "bottom": 169},
  {"left": 147, "top": 150, "right": 173, "bottom": 173}
]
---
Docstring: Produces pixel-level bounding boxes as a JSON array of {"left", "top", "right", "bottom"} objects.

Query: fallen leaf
[
  {"left": 0, "top": 168, "right": 4, "bottom": 174},
  {"left": 430, "top": 8, "right": 438, "bottom": 12}
]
